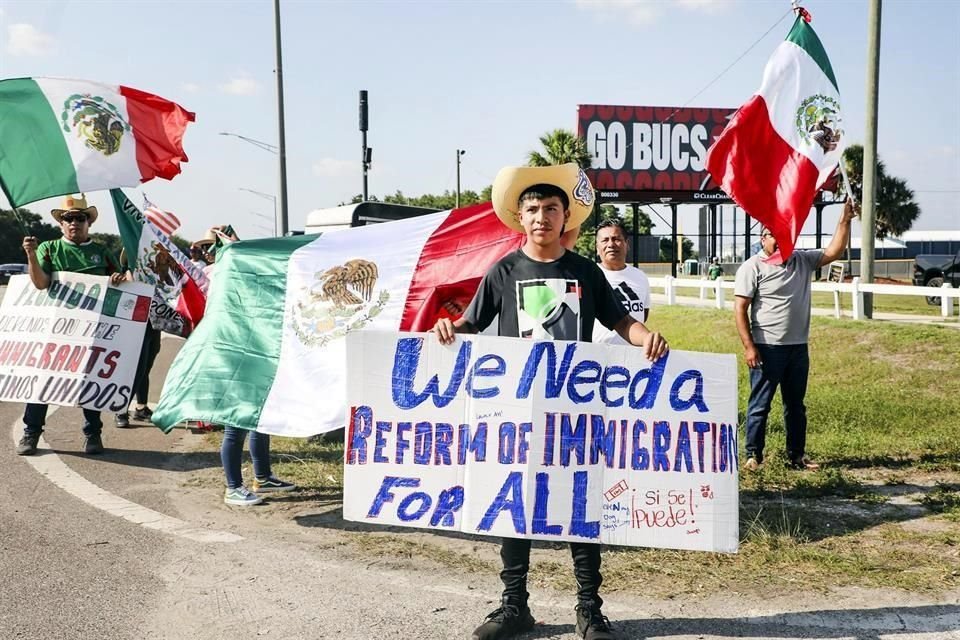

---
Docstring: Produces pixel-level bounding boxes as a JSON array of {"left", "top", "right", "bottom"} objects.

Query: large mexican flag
[
  {"left": 706, "top": 13, "right": 844, "bottom": 261},
  {"left": 152, "top": 203, "right": 524, "bottom": 437},
  {"left": 0, "top": 78, "right": 194, "bottom": 207}
]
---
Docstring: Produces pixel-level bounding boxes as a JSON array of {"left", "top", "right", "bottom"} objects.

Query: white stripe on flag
[
  {"left": 145, "top": 206, "right": 180, "bottom": 235},
  {"left": 257, "top": 212, "right": 448, "bottom": 436}
]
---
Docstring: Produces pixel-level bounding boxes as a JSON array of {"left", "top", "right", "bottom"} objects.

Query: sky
[{"left": 0, "top": 0, "right": 958, "bottom": 250}]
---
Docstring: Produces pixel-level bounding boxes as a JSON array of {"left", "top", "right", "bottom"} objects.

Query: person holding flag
[
  {"left": 734, "top": 200, "right": 857, "bottom": 471},
  {"left": 708, "top": 5, "right": 863, "bottom": 471},
  {"left": 16, "top": 194, "right": 127, "bottom": 456}
]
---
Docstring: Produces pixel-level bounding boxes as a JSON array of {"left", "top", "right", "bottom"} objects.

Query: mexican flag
[
  {"left": 111, "top": 189, "right": 208, "bottom": 337},
  {"left": 706, "top": 12, "right": 844, "bottom": 261},
  {"left": 152, "top": 203, "right": 524, "bottom": 437},
  {"left": 102, "top": 288, "right": 151, "bottom": 322},
  {"left": 0, "top": 78, "right": 194, "bottom": 207}
]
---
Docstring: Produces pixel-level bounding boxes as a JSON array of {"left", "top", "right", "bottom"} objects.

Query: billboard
[{"left": 578, "top": 105, "right": 737, "bottom": 203}]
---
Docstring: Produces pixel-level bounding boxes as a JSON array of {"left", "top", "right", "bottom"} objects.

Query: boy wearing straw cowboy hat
[
  {"left": 434, "top": 163, "right": 668, "bottom": 640},
  {"left": 17, "top": 194, "right": 126, "bottom": 456}
]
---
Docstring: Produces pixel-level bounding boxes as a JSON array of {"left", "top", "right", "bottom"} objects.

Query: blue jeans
[
  {"left": 23, "top": 403, "right": 102, "bottom": 437},
  {"left": 745, "top": 343, "right": 810, "bottom": 463},
  {"left": 220, "top": 427, "right": 271, "bottom": 489}
]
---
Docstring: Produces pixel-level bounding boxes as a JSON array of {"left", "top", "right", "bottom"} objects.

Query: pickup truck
[{"left": 913, "top": 251, "right": 960, "bottom": 305}]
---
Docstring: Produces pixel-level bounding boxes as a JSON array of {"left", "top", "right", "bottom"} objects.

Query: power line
[{"left": 660, "top": 7, "right": 795, "bottom": 125}]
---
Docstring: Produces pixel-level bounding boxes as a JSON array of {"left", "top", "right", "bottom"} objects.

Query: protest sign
[
  {"left": 0, "top": 274, "right": 153, "bottom": 412},
  {"left": 344, "top": 331, "right": 740, "bottom": 553}
]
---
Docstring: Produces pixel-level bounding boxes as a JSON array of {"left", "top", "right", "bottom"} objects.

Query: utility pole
[
  {"left": 360, "top": 90, "right": 370, "bottom": 201},
  {"left": 861, "top": 0, "right": 882, "bottom": 317},
  {"left": 273, "top": 0, "right": 289, "bottom": 235},
  {"left": 456, "top": 149, "right": 465, "bottom": 208}
]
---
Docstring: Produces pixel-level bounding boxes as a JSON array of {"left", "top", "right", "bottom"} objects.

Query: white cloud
[
  {"left": 7, "top": 23, "right": 57, "bottom": 57},
  {"left": 312, "top": 158, "right": 357, "bottom": 178},
  {"left": 218, "top": 76, "right": 259, "bottom": 96},
  {"left": 180, "top": 82, "right": 201, "bottom": 93}
]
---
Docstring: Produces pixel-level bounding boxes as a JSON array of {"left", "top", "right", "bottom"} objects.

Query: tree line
[{"left": 0, "top": 207, "right": 191, "bottom": 265}]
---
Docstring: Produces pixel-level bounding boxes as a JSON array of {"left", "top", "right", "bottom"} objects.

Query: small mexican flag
[
  {"left": 102, "top": 288, "right": 150, "bottom": 322},
  {"left": 0, "top": 77, "right": 195, "bottom": 207},
  {"left": 153, "top": 203, "right": 524, "bottom": 437},
  {"left": 706, "top": 11, "right": 844, "bottom": 261},
  {"left": 111, "top": 189, "right": 208, "bottom": 337}
]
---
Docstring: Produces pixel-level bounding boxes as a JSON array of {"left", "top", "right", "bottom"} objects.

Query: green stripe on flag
[
  {"left": 102, "top": 288, "right": 122, "bottom": 317},
  {"left": 111, "top": 189, "right": 146, "bottom": 270},
  {"left": 785, "top": 17, "right": 838, "bottom": 92},
  {"left": 0, "top": 78, "right": 79, "bottom": 207},
  {"left": 152, "top": 234, "right": 317, "bottom": 432}
]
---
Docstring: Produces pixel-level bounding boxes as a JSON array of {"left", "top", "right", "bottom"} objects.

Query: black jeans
[
  {"left": 499, "top": 537, "right": 603, "bottom": 610},
  {"left": 133, "top": 326, "right": 162, "bottom": 406},
  {"left": 23, "top": 403, "right": 102, "bottom": 437},
  {"left": 745, "top": 343, "right": 810, "bottom": 463}
]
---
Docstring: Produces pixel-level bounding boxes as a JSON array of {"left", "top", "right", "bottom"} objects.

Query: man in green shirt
[{"left": 17, "top": 194, "right": 125, "bottom": 456}]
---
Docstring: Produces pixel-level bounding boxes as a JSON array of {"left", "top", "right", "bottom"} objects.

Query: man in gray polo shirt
[{"left": 734, "top": 200, "right": 857, "bottom": 471}]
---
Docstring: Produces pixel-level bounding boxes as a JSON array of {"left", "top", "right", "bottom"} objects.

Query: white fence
[{"left": 649, "top": 276, "right": 960, "bottom": 321}]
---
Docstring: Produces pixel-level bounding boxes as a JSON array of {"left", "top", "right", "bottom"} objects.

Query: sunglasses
[{"left": 61, "top": 214, "right": 89, "bottom": 224}]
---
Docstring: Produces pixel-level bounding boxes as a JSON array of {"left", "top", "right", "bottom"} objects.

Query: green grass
[{"left": 646, "top": 306, "right": 960, "bottom": 468}]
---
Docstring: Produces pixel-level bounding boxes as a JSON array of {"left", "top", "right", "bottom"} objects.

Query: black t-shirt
[{"left": 463, "top": 249, "right": 628, "bottom": 341}]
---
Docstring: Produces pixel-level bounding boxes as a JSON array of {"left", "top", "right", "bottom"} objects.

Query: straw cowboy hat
[
  {"left": 51, "top": 193, "right": 98, "bottom": 224},
  {"left": 192, "top": 228, "right": 219, "bottom": 248},
  {"left": 491, "top": 163, "right": 595, "bottom": 233}
]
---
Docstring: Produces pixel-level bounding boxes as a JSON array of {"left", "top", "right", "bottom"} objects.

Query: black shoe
[
  {"left": 471, "top": 601, "right": 535, "bottom": 640},
  {"left": 16, "top": 434, "right": 40, "bottom": 456},
  {"left": 84, "top": 434, "right": 104, "bottom": 455},
  {"left": 132, "top": 406, "right": 153, "bottom": 421},
  {"left": 575, "top": 605, "right": 616, "bottom": 640},
  {"left": 115, "top": 412, "right": 130, "bottom": 428}
]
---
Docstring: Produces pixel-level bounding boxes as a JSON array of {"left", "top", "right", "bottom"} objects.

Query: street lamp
[
  {"left": 249, "top": 211, "right": 275, "bottom": 236},
  {"left": 219, "top": 128, "right": 287, "bottom": 236},
  {"left": 218, "top": 131, "right": 278, "bottom": 154},
  {"left": 239, "top": 187, "right": 278, "bottom": 236},
  {"left": 456, "top": 149, "right": 466, "bottom": 209}
]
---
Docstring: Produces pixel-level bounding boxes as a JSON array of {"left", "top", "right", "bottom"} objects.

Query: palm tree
[
  {"left": 841, "top": 145, "right": 920, "bottom": 239},
  {"left": 527, "top": 129, "right": 592, "bottom": 169}
]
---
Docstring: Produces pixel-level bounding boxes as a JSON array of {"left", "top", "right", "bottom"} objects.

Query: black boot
[
  {"left": 471, "top": 598, "right": 535, "bottom": 640},
  {"left": 575, "top": 604, "right": 616, "bottom": 640}
]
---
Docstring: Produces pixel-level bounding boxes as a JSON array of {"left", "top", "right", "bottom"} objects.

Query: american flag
[{"left": 143, "top": 195, "right": 181, "bottom": 236}]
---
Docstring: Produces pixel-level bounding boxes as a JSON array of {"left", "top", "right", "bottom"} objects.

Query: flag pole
[
  {"left": 838, "top": 158, "right": 857, "bottom": 206},
  {"left": 11, "top": 208, "right": 30, "bottom": 238}
]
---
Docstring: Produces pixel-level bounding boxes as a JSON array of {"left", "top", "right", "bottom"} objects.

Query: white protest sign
[
  {"left": 0, "top": 273, "right": 153, "bottom": 412},
  {"left": 344, "top": 330, "right": 740, "bottom": 553}
]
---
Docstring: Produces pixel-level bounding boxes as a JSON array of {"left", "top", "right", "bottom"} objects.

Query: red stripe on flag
[
  {"left": 119, "top": 85, "right": 196, "bottom": 182},
  {"left": 173, "top": 276, "right": 207, "bottom": 337},
  {"left": 705, "top": 95, "right": 820, "bottom": 261},
  {"left": 133, "top": 295, "right": 151, "bottom": 322},
  {"left": 399, "top": 202, "right": 524, "bottom": 332},
  {"left": 145, "top": 206, "right": 180, "bottom": 235}
]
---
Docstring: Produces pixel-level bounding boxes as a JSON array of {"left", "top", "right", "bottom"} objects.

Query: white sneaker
[{"left": 224, "top": 486, "right": 263, "bottom": 506}]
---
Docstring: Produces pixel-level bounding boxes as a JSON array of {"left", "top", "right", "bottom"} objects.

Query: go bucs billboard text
[{"left": 578, "top": 105, "right": 736, "bottom": 198}]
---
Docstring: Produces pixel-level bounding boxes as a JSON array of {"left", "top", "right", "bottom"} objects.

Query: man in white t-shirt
[{"left": 593, "top": 219, "right": 651, "bottom": 344}]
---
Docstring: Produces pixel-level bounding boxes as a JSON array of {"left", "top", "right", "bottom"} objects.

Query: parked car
[
  {"left": 912, "top": 251, "right": 960, "bottom": 305},
  {"left": 0, "top": 263, "right": 27, "bottom": 285}
]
